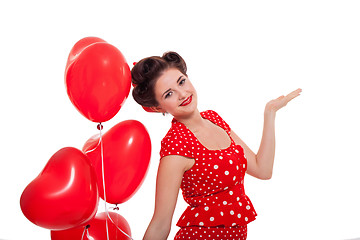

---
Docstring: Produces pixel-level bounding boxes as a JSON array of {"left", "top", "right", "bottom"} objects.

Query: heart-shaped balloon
[
  {"left": 20, "top": 147, "right": 99, "bottom": 230},
  {"left": 83, "top": 120, "right": 151, "bottom": 204},
  {"left": 51, "top": 212, "right": 131, "bottom": 240},
  {"left": 65, "top": 37, "right": 131, "bottom": 123}
]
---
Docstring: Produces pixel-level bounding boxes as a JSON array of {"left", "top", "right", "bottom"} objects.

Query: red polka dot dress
[{"left": 160, "top": 110, "right": 257, "bottom": 240}]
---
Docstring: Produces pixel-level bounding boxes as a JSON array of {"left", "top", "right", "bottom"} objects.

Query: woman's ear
[{"left": 151, "top": 106, "right": 163, "bottom": 113}]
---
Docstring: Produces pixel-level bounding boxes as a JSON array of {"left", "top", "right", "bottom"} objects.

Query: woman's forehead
[{"left": 156, "top": 68, "right": 183, "bottom": 89}]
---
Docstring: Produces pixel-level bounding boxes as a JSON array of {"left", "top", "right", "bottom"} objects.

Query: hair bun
[
  {"left": 131, "top": 63, "right": 143, "bottom": 86},
  {"left": 162, "top": 51, "right": 181, "bottom": 63},
  {"left": 162, "top": 51, "right": 187, "bottom": 74},
  {"left": 142, "top": 58, "right": 159, "bottom": 74}
]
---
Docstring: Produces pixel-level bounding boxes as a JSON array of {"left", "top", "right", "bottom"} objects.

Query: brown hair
[{"left": 131, "top": 51, "right": 187, "bottom": 108}]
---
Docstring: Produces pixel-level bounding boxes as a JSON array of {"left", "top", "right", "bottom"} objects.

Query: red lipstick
[{"left": 180, "top": 95, "right": 192, "bottom": 106}]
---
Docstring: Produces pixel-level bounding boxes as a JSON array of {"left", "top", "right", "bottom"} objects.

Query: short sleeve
[
  {"left": 203, "top": 110, "right": 231, "bottom": 135},
  {"left": 160, "top": 122, "right": 194, "bottom": 159}
]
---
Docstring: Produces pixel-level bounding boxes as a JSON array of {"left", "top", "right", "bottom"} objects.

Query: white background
[{"left": 1, "top": 0, "right": 359, "bottom": 239}]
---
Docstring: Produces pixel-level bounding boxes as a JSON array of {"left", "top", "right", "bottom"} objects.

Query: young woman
[{"left": 131, "top": 52, "right": 301, "bottom": 240}]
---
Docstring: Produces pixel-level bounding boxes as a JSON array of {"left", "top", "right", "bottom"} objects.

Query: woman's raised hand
[{"left": 265, "top": 88, "right": 302, "bottom": 115}]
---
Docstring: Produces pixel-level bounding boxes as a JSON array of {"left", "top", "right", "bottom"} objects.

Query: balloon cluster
[{"left": 20, "top": 37, "right": 151, "bottom": 240}]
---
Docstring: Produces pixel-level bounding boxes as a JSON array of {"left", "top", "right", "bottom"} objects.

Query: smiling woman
[
  {"left": 131, "top": 52, "right": 301, "bottom": 239},
  {"left": 132, "top": 52, "right": 188, "bottom": 109},
  {"left": 153, "top": 68, "right": 198, "bottom": 120}
]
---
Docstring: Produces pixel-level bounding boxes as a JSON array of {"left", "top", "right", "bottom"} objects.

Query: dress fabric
[
  {"left": 160, "top": 110, "right": 257, "bottom": 235},
  {"left": 174, "top": 225, "right": 247, "bottom": 240}
]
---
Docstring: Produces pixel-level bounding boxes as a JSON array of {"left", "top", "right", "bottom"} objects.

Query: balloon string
[
  {"left": 81, "top": 225, "right": 94, "bottom": 240},
  {"left": 84, "top": 138, "right": 101, "bottom": 154},
  {"left": 98, "top": 123, "right": 134, "bottom": 240},
  {"left": 86, "top": 228, "right": 94, "bottom": 240},
  {"left": 99, "top": 123, "right": 110, "bottom": 240},
  {"left": 106, "top": 208, "right": 134, "bottom": 240},
  {"left": 81, "top": 227, "right": 86, "bottom": 240}
]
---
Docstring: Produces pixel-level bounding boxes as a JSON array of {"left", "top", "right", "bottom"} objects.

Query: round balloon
[
  {"left": 65, "top": 37, "right": 106, "bottom": 70},
  {"left": 83, "top": 120, "right": 151, "bottom": 204},
  {"left": 20, "top": 147, "right": 99, "bottom": 230},
  {"left": 51, "top": 211, "right": 131, "bottom": 240},
  {"left": 65, "top": 37, "right": 131, "bottom": 123}
]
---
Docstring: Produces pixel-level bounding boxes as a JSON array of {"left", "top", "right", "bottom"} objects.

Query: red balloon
[
  {"left": 65, "top": 37, "right": 131, "bottom": 123},
  {"left": 51, "top": 212, "right": 131, "bottom": 240},
  {"left": 65, "top": 37, "right": 106, "bottom": 70},
  {"left": 83, "top": 120, "right": 151, "bottom": 204},
  {"left": 20, "top": 147, "right": 99, "bottom": 230}
]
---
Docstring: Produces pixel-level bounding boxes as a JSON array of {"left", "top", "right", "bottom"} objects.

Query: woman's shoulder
[
  {"left": 160, "top": 119, "right": 194, "bottom": 159},
  {"left": 201, "top": 109, "right": 218, "bottom": 117},
  {"left": 202, "top": 109, "right": 231, "bottom": 133},
  {"left": 201, "top": 109, "right": 227, "bottom": 122},
  {"left": 162, "top": 120, "right": 186, "bottom": 141}
]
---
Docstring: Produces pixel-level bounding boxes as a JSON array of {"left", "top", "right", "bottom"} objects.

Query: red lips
[{"left": 180, "top": 95, "right": 192, "bottom": 106}]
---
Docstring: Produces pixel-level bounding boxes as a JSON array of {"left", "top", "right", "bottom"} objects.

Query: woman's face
[{"left": 154, "top": 68, "right": 197, "bottom": 118}]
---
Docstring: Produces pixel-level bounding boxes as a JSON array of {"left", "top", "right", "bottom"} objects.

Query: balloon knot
[{"left": 97, "top": 123, "right": 103, "bottom": 131}]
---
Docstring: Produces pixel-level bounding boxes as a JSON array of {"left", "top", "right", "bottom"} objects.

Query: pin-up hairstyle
[{"left": 131, "top": 51, "right": 187, "bottom": 108}]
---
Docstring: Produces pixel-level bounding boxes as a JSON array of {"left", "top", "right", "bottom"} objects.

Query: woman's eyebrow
[
  {"left": 162, "top": 76, "right": 184, "bottom": 97},
  {"left": 176, "top": 75, "right": 183, "bottom": 83}
]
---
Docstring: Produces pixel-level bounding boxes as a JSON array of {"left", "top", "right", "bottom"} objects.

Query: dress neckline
[{"left": 173, "top": 111, "right": 235, "bottom": 151}]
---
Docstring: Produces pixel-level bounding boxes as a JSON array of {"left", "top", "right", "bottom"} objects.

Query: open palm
[{"left": 265, "top": 88, "right": 302, "bottom": 113}]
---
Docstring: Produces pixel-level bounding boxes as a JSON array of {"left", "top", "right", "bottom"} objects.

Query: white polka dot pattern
[
  {"left": 174, "top": 225, "right": 247, "bottom": 240},
  {"left": 160, "top": 110, "right": 257, "bottom": 228}
]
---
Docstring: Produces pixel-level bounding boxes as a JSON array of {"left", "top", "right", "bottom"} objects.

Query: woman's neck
[{"left": 175, "top": 109, "right": 206, "bottom": 133}]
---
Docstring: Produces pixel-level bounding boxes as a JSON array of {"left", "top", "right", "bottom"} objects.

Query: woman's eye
[
  {"left": 179, "top": 78, "right": 186, "bottom": 85},
  {"left": 165, "top": 91, "right": 173, "bottom": 99}
]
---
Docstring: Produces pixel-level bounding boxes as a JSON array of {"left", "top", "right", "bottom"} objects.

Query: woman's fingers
[
  {"left": 285, "top": 88, "right": 302, "bottom": 103},
  {"left": 265, "top": 88, "right": 302, "bottom": 113}
]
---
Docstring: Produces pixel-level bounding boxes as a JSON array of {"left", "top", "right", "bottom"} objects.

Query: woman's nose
[{"left": 178, "top": 90, "right": 187, "bottom": 100}]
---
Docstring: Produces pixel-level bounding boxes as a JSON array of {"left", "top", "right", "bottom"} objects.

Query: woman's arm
[
  {"left": 231, "top": 88, "right": 302, "bottom": 180},
  {"left": 143, "top": 155, "right": 194, "bottom": 240}
]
